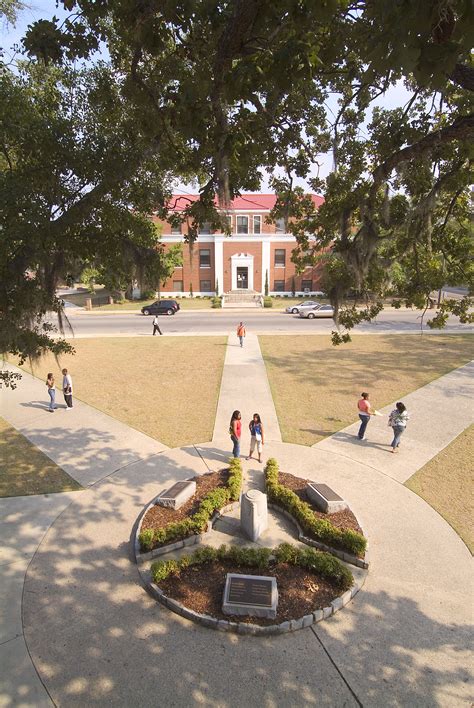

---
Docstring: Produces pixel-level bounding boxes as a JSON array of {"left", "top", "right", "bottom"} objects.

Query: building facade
[{"left": 154, "top": 193, "right": 324, "bottom": 296}]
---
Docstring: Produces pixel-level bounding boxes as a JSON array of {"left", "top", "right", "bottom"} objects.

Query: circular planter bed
[
  {"left": 148, "top": 543, "right": 363, "bottom": 634},
  {"left": 136, "top": 459, "right": 242, "bottom": 560},
  {"left": 265, "top": 458, "right": 369, "bottom": 568}
]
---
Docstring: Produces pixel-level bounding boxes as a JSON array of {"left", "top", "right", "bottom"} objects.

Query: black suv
[{"left": 141, "top": 299, "right": 180, "bottom": 316}]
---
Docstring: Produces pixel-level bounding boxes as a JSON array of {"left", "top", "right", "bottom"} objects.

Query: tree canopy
[{"left": 1, "top": 0, "right": 473, "bottom": 385}]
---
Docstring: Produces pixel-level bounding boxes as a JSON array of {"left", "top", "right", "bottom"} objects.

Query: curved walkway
[{"left": 0, "top": 342, "right": 473, "bottom": 707}]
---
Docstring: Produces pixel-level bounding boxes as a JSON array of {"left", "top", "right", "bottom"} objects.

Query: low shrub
[
  {"left": 151, "top": 542, "right": 353, "bottom": 590},
  {"left": 264, "top": 459, "right": 367, "bottom": 557},
  {"left": 139, "top": 459, "right": 242, "bottom": 552},
  {"left": 263, "top": 296, "right": 273, "bottom": 308},
  {"left": 141, "top": 289, "right": 157, "bottom": 300},
  {"left": 211, "top": 296, "right": 222, "bottom": 308}
]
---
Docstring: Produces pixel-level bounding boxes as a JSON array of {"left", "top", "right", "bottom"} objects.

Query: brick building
[{"left": 154, "top": 193, "right": 324, "bottom": 296}]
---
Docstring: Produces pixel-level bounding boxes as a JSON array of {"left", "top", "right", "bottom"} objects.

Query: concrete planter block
[
  {"left": 156, "top": 480, "right": 196, "bottom": 510},
  {"left": 240, "top": 489, "right": 268, "bottom": 542},
  {"left": 351, "top": 585, "right": 359, "bottom": 599},
  {"left": 278, "top": 621, "right": 290, "bottom": 632},
  {"left": 313, "top": 609, "right": 324, "bottom": 623},
  {"left": 331, "top": 597, "right": 344, "bottom": 612},
  {"left": 341, "top": 590, "right": 352, "bottom": 607},
  {"left": 223, "top": 573, "right": 278, "bottom": 619},
  {"left": 199, "top": 614, "right": 218, "bottom": 629},
  {"left": 217, "top": 620, "right": 231, "bottom": 632},
  {"left": 302, "top": 614, "right": 314, "bottom": 628},
  {"left": 290, "top": 617, "right": 304, "bottom": 631},
  {"left": 322, "top": 606, "right": 333, "bottom": 619},
  {"left": 306, "top": 483, "right": 348, "bottom": 514}
]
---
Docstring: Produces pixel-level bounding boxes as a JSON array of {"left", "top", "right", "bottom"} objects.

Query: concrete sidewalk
[
  {"left": 0, "top": 364, "right": 168, "bottom": 487},
  {"left": 316, "top": 360, "right": 474, "bottom": 483},
  {"left": 213, "top": 333, "right": 281, "bottom": 447},
  {"left": 1, "top": 344, "right": 473, "bottom": 707}
]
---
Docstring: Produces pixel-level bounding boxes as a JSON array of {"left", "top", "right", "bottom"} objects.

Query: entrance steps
[{"left": 222, "top": 290, "right": 263, "bottom": 308}]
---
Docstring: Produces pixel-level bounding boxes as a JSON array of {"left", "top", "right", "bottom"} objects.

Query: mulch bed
[
  {"left": 158, "top": 561, "right": 341, "bottom": 625},
  {"left": 278, "top": 472, "right": 363, "bottom": 536},
  {"left": 141, "top": 470, "right": 230, "bottom": 532}
]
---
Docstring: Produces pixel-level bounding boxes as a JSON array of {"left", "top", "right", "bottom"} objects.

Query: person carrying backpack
[{"left": 236, "top": 322, "right": 246, "bottom": 347}]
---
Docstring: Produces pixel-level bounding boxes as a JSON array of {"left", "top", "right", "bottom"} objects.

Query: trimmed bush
[
  {"left": 211, "top": 296, "right": 222, "bottom": 308},
  {"left": 139, "top": 459, "right": 242, "bottom": 552},
  {"left": 263, "top": 296, "right": 273, "bottom": 308},
  {"left": 264, "top": 459, "right": 367, "bottom": 557},
  {"left": 151, "top": 542, "right": 353, "bottom": 590}
]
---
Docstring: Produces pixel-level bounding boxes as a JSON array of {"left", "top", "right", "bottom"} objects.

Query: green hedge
[
  {"left": 263, "top": 296, "right": 273, "bottom": 308},
  {"left": 151, "top": 542, "right": 352, "bottom": 590},
  {"left": 139, "top": 458, "right": 242, "bottom": 552},
  {"left": 264, "top": 458, "right": 366, "bottom": 557}
]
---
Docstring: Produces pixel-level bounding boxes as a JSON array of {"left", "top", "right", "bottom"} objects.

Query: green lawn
[
  {"left": 95, "top": 297, "right": 214, "bottom": 310},
  {"left": 259, "top": 334, "right": 474, "bottom": 446},
  {"left": 405, "top": 425, "right": 474, "bottom": 553},
  {"left": 12, "top": 336, "right": 226, "bottom": 448},
  {"left": 0, "top": 417, "right": 82, "bottom": 497}
]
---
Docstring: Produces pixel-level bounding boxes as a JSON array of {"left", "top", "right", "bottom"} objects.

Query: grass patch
[
  {"left": 405, "top": 425, "right": 474, "bottom": 553},
  {"left": 96, "top": 297, "right": 214, "bottom": 311},
  {"left": 11, "top": 336, "right": 226, "bottom": 448},
  {"left": 0, "top": 417, "right": 82, "bottom": 497},
  {"left": 259, "top": 334, "right": 474, "bottom": 446}
]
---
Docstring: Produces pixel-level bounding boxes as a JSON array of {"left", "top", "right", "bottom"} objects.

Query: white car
[
  {"left": 285, "top": 301, "right": 321, "bottom": 314},
  {"left": 299, "top": 304, "right": 334, "bottom": 319}
]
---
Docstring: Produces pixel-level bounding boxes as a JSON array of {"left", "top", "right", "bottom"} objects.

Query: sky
[{"left": 1, "top": 1, "right": 411, "bottom": 194}]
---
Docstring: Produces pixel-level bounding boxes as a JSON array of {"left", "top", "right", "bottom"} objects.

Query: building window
[
  {"left": 253, "top": 215, "right": 261, "bottom": 234},
  {"left": 171, "top": 223, "right": 182, "bottom": 235},
  {"left": 237, "top": 216, "right": 249, "bottom": 234},
  {"left": 199, "top": 249, "right": 211, "bottom": 268},
  {"left": 302, "top": 279, "right": 312, "bottom": 291},
  {"left": 274, "top": 280, "right": 285, "bottom": 292},
  {"left": 200, "top": 222, "right": 212, "bottom": 234},
  {"left": 274, "top": 249, "right": 286, "bottom": 267},
  {"left": 200, "top": 280, "right": 211, "bottom": 292},
  {"left": 173, "top": 280, "right": 183, "bottom": 292},
  {"left": 225, "top": 215, "right": 232, "bottom": 232},
  {"left": 275, "top": 218, "right": 286, "bottom": 233}
]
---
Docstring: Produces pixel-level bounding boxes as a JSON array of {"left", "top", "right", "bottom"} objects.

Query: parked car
[
  {"left": 285, "top": 301, "right": 321, "bottom": 314},
  {"left": 141, "top": 299, "right": 180, "bottom": 316},
  {"left": 299, "top": 304, "right": 334, "bottom": 319}
]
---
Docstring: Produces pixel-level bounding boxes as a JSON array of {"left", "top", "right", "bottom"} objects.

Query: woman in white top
[
  {"left": 388, "top": 402, "right": 409, "bottom": 452},
  {"left": 46, "top": 373, "right": 56, "bottom": 412}
]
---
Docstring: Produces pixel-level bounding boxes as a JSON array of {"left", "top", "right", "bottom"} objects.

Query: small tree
[
  {"left": 215, "top": 278, "right": 219, "bottom": 296},
  {"left": 291, "top": 275, "right": 296, "bottom": 296},
  {"left": 80, "top": 266, "right": 100, "bottom": 293},
  {"left": 264, "top": 270, "right": 269, "bottom": 296},
  {"left": 189, "top": 283, "right": 193, "bottom": 297}
]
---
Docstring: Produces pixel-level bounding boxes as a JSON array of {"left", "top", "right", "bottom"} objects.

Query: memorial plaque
[
  {"left": 223, "top": 573, "right": 278, "bottom": 619},
  {"left": 306, "top": 482, "right": 348, "bottom": 513},
  {"left": 156, "top": 479, "right": 196, "bottom": 510},
  {"left": 313, "top": 483, "right": 343, "bottom": 502},
  {"left": 228, "top": 577, "right": 273, "bottom": 607}
]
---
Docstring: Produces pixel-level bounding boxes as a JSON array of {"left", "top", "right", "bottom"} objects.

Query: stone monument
[{"left": 240, "top": 489, "right": 268, "bottom": 542}]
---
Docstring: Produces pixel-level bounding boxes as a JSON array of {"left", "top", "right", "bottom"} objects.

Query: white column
[
  {"left": 214, "top": 237, "right": 224, "bottom": 294},
  {"left": 261, "top": 239, "right": 271, "bottom": 294}
]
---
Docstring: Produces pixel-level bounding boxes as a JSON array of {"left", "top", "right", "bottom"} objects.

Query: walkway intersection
[{"left": 0, "top": 335, "right": 472, "bottom": 707}]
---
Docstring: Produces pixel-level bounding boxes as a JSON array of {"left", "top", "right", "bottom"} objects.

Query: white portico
[{"left": 231, "top": 252, "right": 254, "bottom": 290}]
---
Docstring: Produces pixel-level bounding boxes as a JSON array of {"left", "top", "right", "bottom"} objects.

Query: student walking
[
  {"left": 236, "top": 322, "right": 246, "bottom": 347},
  {"left": 388, "top": 402, "right": 409, "bottom": 452},
  {"left": 46, "top": 373, "right": 56, "bottom": 412},
  {"left": 229, "top": 410, "right": 242, "bottom": 458},
  {"left": 357, "top": 392, "right": 375, "bottom": 440},
  {"left": 62, "top": 368, "right": 73, "bottom": 410},
  {"left": 152, "top": 315, "right": 163, "bottom": 336},
  {"left": 247, "top": 413, "right": 264, "bottom": 463}
]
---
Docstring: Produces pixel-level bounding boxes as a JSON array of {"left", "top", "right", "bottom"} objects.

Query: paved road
[{"left": 60, "top": 308, "right": 474, "bottom": 337}]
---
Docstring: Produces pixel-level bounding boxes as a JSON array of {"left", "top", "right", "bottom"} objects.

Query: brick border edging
[
  {"left": 134, "top": 494, "right": 240, "bottom": 564},
  {"left": 144, "top": 569, "right": 367, "bottom": 635},
  {"left": 267, "top": 503, "right": 370, "bottom": 569}
]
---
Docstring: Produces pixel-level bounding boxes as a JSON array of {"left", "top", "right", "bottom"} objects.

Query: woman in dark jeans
[
  {"left": 229, "top": 410, "right": 242, "bottom": 458},
  {"left": 388, "top": 402, "right": 410, "bottom": 452}
]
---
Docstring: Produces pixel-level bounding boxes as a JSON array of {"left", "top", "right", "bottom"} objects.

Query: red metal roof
[{"left": 168, "top": 193, "right": 323, "bottom": 212}]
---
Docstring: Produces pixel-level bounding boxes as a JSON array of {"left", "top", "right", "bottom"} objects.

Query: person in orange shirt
[
  {"left": 357, "top": 391, "right": 375, "bottom": 440},
  {"left": 236, "top": 322, "right": 246, "bottom": 347}
]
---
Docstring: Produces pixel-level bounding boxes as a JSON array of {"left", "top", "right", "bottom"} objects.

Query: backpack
[{"left": 229, "top": 424, "right": 234, "bottom": 435}]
